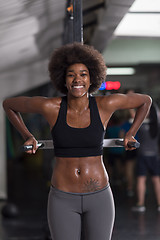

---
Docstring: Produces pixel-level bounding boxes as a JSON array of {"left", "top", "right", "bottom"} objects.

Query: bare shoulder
[
  {"left": 94, "top": 94, "right": 119, "bottom": 111},
  {"left": 38, "top": 96, "right": 63, "bottom": 128},
  {"left": 3, "top": 95, "right": 64, "bottom": 129},
  {"left": 21, "top": 96, "right": 63, "bottom": 115},
  {"left": 95, "top": 94, "right": 118, "bottom": 104},
  {"left": 95, "top": 92, "right": 151, "bottom": 112},
  {"left": 42, "top": 96, "right": 62, "bottom": 109},
  {"left": 40, "top": 96, "right": 62, "bottom": 115},
  {"left": 17, "top": 96, "right": 63, "bottom": 126},
  {"left": 3, "top": 95, "right": 62, "bottom": 112}
]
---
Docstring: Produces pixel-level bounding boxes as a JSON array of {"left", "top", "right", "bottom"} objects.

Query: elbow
[
  {"left": 2, "top": 99, "right": 7, "bottom": 110},
  {"left": 2, "top": 99, "right": 10, "bottom": 111},
  {"left": 143, "top": 95, "right": 152, "bottom": 113},
  {"left": 138, "top": 94, "right": 152, "bottom": 111},
  {"left": 142, "top": 94, "right": 152, "bottom": 106},
  {"left": 146, "top": 95, "right": 152, "bottom": 107}
]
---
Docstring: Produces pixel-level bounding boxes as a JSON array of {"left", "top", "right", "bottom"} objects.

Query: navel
[{"left": 77, "top": 169, "right": 81, "bottom": 175}]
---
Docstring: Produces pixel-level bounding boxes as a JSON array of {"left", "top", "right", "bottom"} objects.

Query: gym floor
[{"left": 0, "top": 158, "right": 160, "bottom": 240}]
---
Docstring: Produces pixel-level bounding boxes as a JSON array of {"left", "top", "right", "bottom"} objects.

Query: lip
[{"left": 72, "top": 86, "right": 84, "bottom": 89}]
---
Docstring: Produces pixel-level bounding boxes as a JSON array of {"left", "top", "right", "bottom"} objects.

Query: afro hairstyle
[{"left": 48, "top": 42, "right": 107, "bottom": 94}]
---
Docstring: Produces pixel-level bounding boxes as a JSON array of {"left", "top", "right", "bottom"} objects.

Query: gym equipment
[
  {"left": 149, "top": 102, "right": 159, "bottom": 139},
  {"left": 22, "top": 139, "right": 140, "bottom": 152},
  {"left": 1, "top": 203, "right": 19, "bottom": 218},
  {"left": 64, "top": 0, "right": 83, "bottom": 44}
]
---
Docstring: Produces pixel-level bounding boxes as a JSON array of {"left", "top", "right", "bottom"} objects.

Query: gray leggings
[{"left": 47, "top": 184, "right": 115, "bottom": 240}]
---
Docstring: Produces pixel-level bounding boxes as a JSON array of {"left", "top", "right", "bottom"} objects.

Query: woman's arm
[
  {"left": 3, "top": 96, "right": 54, "bottom": 154},
  {"left": 99, "top": 92, "right": 152, "bottom": 150}
]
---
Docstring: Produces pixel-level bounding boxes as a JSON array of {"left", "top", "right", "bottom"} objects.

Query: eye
[
  {"left": 81, "top": 73, "right": 87, "bottom": 77},
  {"left": 67, "top": 74, "right": 74, "bottom": 78}
]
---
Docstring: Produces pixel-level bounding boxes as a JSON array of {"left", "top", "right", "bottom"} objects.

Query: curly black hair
[{"left": 48, "top": 42, "right": 107, "bottom": 94}]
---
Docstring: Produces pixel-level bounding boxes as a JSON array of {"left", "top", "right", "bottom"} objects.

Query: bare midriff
[{"left": 51, "top": 156, "right": 109, "bottom": 193}]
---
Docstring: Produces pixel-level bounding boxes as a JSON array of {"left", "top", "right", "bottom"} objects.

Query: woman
[{"left": 3, "top": 42, "right": 152, "bottom": 240}]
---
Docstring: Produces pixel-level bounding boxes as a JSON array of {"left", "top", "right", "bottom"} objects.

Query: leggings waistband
[{"left": 50, "top": 183, "right": 110, "bottom": 196}]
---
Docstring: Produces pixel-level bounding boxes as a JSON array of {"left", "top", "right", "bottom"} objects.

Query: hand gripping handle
[
  {"left": 115, "top": 140, "right": 140, "bottom": 148},
  {"left": 21, "top": 143, "right": 43, "bottom": 152}
]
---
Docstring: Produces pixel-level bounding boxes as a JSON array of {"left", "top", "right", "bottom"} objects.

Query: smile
[{"left": 72, "top": 86, "right": 84, "bottom": 89}]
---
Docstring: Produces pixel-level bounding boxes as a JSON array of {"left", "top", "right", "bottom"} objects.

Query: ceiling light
[
  {"left": 107, "top": 67, "right": 135, "bottom": 75},
  {"left": 114, "top": 13, "right": 160, "bottom": 37},
  {"left": 130, "top": 0, "right": 160, "bottom": 12}
]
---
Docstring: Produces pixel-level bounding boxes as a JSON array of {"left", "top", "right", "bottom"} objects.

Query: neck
[{"left": 67, "top": 93, "right": 90, "bottom": 114}]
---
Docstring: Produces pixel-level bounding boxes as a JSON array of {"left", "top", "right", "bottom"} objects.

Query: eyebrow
[{"left": 67, "top": 70, "right": 88, "bottom": 73}]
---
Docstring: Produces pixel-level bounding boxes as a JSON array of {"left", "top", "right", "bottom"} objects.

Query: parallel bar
[{"left": 21, "top": 139, "right": 140, "bottom": 152}]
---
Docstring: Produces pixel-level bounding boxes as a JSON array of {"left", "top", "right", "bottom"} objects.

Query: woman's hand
[
  {"left": 24, "top": 136, "right": 38, "bottom": 154},
  {"left": 123, "top": 133, "right": 138, "bottom": 151}
]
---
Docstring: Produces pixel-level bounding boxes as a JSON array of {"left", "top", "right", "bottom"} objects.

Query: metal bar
[
  {"left": 63, "top": 0, "right": 83, "bottom": 44},
  {"left": 63, "top": 0, "right": 74, "bottom": 44},
  {"left": 73, "top": 0, "right": 83, "bottom": 43},
  {"left": 21, "top": 139, "right": 140, "bottom": 152}
]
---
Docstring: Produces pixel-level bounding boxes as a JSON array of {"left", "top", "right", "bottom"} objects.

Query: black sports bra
[{"left": 51, "top": 96, "right": 105, "bottom": 157}]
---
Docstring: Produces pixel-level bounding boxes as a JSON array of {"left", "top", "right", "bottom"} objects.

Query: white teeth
[{"left": 73, "top": 86, "right": 83, "bottom": 89}]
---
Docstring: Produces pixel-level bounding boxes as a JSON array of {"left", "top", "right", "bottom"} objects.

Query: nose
[{"left": 73, "top": 74, "right": 81, "bottom": 82}]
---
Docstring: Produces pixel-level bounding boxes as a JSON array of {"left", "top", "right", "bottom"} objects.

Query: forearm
[
  {"left": 2, "top": 96, "right": 47, "bottom": 154},
  {"left": 126, "top": 99, "right": 152, "bottom": 137},
  {"left": 4, "top": 108, "right": 33, "bottom": 141}
]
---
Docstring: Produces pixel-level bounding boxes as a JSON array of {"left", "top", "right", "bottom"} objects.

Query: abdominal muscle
[{"left": 51, "top": 156, "right": 109, "bottom": 193}]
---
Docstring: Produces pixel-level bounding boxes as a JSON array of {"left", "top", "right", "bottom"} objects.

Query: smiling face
[{"left": 65, "top": 63, "right": 90, "bottom": 98}]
